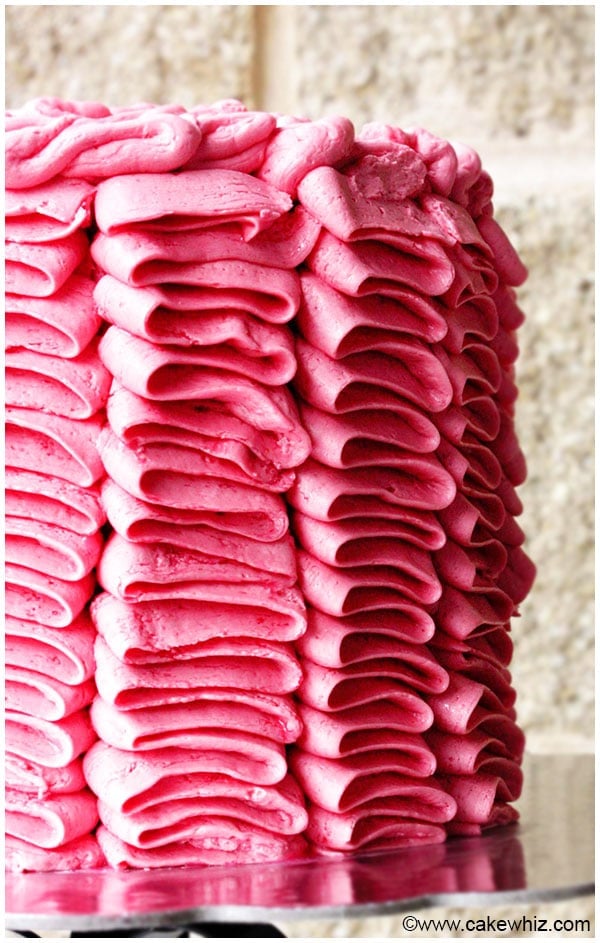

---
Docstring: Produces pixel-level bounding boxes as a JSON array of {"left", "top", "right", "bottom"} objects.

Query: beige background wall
[{"left": 5, "top": 4, "right": 594, "bottom": 937}]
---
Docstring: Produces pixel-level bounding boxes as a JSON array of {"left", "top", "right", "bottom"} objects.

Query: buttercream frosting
[
  {"left": 5, "top": 468, "right": 105, "bottom": 535},
  {"left": 6, "top": 613, "right": 96, "bottom": 684},
  {"left": 6, "top": 834, "right": 105, "bottom": 873},
  {"left": 6, "top": 340, "right": 111, "bottom": 419},
  {"left": 5, "top": 176, "right": 95, "bottom": 242},
  {"left": 5, "top": 231, "right": 88, "bottom": 297},
  {"left": 4, "top": 97, "right": 535, "bottom": 867},
  {"left": 5, "top": 99, "right": 202, "bottom": 188},
  {"left": 5, "top": 274, "right": 101, "bottom": 358}
]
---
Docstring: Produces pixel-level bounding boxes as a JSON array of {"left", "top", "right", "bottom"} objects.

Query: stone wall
[{"left": 5, "top": 4, "right": 594, "bottom": 936}]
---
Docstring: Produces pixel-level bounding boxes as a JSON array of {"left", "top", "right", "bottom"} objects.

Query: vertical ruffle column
[
  {"left": 5, "top": 177, "right": 107, "bottom": 871},
  {"left": 422, "top": 141, "right": 536, "bottom": 833},
  {"left": 83, "top": 167, "right": 316, "bottom": 868},
  {"left": 288, "top": 129, "right": 462, "bottom": 852}
]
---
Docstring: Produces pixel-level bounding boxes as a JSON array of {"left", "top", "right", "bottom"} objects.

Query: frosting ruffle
[{"left": 4, "top": 98, "right": 534, "bottom": 867}]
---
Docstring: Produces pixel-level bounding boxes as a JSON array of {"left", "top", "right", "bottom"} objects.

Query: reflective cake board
[{"left": 5, "top": 754, "right": 594, "bottom": 933}]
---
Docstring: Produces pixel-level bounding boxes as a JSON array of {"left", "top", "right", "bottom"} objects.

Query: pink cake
[{"left": 5, "top": 97, "right": 535, "bottom": 872}]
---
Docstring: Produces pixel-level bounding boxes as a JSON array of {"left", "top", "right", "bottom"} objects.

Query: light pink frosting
[
  {"left": 5, "top": 274, "right": 101, "bottom": 358},
  {"left": 6, "top": 786, "right": 98, "bottom": 848},
  {"left": 91, "top": 590, "right": 307, "bottom": 658},
  {"left": 5, "top": 176, "right": 95, "bottom": 242},
  {"left": 185, "top": 102, "right": 276, "bottom": 173},
  {"left": 97, "top": 532, "right": 298, "bottom": 601},
  {"left": 6, "top": 708, "right": 96, "bottom": 767},
  {"left": 6, "top": 406, "right": 104, "bottom": 487},
  {"left": 101, "top": 492, "right": 296, "bottom": 573},
  {"left": 97, "top": 424, "right": 298, "bottom": 500},
  {"left": 104, "top": 385, "right": 310, "bottom": 479},
  {"left": 98, "top": 321, "right": 296, "bottom": 390},
  {"left": 94, "top": 168, "right": 292, "bottom": 237},
  {"left": 5, "top": 231, "right": 88, "bottom": 297},
  {"left": 5, "top": 563, "right": 95, "bottom": 626},
  {"left": 5, "top": 467, "right": 105, "bottom": 536},
  {"left": 6, "top": 613, "right": 96, "bottom": 684},
  {"left": 6, "top": 754, "right": 87, "bottom": 796},
  {"left": 288, "top": 457, "right": 456, "bottom": 521},
  {"left": 307, "top": 229, "right": 456, "bottom": 299},
  {"left": 305, "top": 805, "right": 447, "bottom": 852},
  {"left": 6, "top": 833, "right": 105, "bottom": 873},
  {"left": 96, "top": 824, "right": 306, "bottom": 869},
  {"left": 95, "top": 275, "right": 299, "bottom": 363},
  {"left": 91, "top": 207, "right": 318, "bottom": 285},
  {"left": 96, "top": 774, "right": 307, "bottom": 845},
  {"left": 257, "top": 115, "right": 355, "bottom": 196},
  {"left": 6, "top": 339, "right": 111, "bottom": 419},
  {"left": 100, "top": 476, "right": 289, "bottom": 545},
  {"left": 294, "top": 336, "right": 453, "bottom": 415},
  {"left": 94, "top": 634, "right": 302, "bottom": 706},
  {"left": 5, "top": 665, "right": 96, "bottom": 721},
  {"left": 90, "top": 693, "right": 302, "bottom": 751},
  {"left": 290, "top": 750, "right": 454, "bottom": 816},
  {"left": 107, "top": 372, "right": 309, "bottom": 440},
  {"left": 93, "top": 258, "right": 301, "bottom": 324},
  {"left": 5, "top": 98, "right": 202, "bottom": 188},
  {"left": 292, "top": 503, "right": 444, "bottom": 554},
  {"left": 83, "top": 741, "right": 288, "bottom": 800}
]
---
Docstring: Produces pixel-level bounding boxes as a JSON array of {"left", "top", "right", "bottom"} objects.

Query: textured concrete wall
[
  {"left": 5, "top": 3, "right": 594, "bottom": 936},
  {"left": 293, "top": 5, "right": 593, "bottom": 144},
  {"left": 5, "top": 5, "right": 256, "bottom": 108}
]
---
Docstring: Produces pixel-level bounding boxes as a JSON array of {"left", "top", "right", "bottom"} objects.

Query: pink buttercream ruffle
[{"left": 4, "top": 98, "right": 534, "bottom": 868}]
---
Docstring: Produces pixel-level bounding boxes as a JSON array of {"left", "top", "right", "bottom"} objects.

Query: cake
[{"left": 5, "top": 97, "right": 536, "bottom": 872}]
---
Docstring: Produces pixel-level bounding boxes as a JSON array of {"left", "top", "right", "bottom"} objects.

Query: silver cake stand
[{"left": 5, "top": 755, "right": 594, "bottom": 938}]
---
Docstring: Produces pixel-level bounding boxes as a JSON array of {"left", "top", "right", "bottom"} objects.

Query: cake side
[{"left": 4, "top": 97, "right": 535, "bottom": 871}]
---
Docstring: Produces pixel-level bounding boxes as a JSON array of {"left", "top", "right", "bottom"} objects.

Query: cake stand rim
[{"left": 5, "top": 880, "right": 596, "bottom": 934}]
